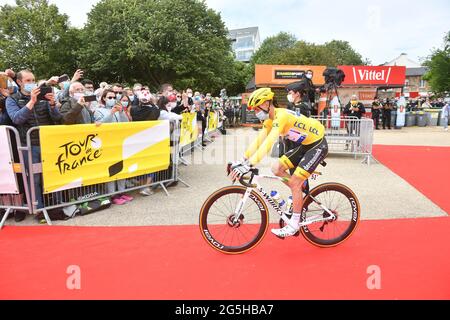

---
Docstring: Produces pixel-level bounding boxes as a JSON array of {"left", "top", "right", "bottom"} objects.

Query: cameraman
[{"left": 286, "top": 80, "right": 311, "bottom": 117}]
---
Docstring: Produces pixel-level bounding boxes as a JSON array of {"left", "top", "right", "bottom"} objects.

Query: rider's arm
[
  {"left": 244, "top": 120, "right": 272, "bottom": 161},
  {"left": 248, "top": 117, "right": 283, "bottom": 166}
]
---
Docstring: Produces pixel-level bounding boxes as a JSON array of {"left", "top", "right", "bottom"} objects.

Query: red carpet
[
  {"left": 373, "top": 145, "right": 450, "bottom": 214},
  {"left": 1, "top": 218, "right": 449, "bottom": 300}
]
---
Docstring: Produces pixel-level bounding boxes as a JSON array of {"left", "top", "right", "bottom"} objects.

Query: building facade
[
  {"left": 228, "top": 27, "right": 261, "bottom": 63},
  {"left": 383, "top": 53, "right": 430, "bottom": 98}
]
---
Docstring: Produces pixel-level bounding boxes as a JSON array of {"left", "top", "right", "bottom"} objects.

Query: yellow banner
[
  {"left": 208, "top": 112, "right": 218, "bottom": 132},
  {"left": 40, "top": 121, "right": 170, "bottom": 194},
  {"left": 179, "top": 112, "right": 199, "bottom": 147}
]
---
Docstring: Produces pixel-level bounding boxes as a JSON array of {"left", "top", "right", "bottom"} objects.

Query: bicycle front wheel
[
  {"left": 300, "top": 183, "right": 360, "bottom": 247},
  {"left": 199, "top": 186, "right": 269, "bottom": 254}
]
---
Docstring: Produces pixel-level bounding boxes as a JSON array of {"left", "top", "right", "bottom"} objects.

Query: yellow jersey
[{"left": 244, "top": 108, "right": 325, "bottom": 166}]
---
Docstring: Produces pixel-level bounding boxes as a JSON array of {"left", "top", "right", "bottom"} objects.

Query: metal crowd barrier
[
  {"left": 22, "top": 120, "right": 186, "bottom": 226},
  {"left": 312, "top": 116, "right": 375, "bottom": 165},
  {"left": 0, "top": 126, "right": 33, "bottom": 229}
]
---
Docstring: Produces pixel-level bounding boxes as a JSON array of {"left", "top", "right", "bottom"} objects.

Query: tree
[
  {"left": 80, "top": 0, "right": 235, "bottom": 93},
  {"left": 248, "top": 31, "right": 367, "bottom": 69},
  {"left": 424, "top": 31, "right": 450, "bottom": 93},
  {"left": 0, "top": 0, "right": 80, "bottom": 79}
]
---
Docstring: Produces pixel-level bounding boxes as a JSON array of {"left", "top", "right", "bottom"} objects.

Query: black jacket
[
  {"left": 344, "top": 102, "right": 366, "bottom": 119},
  {"left": 130, "top": 103, "right": 160, "bottom": 121}
]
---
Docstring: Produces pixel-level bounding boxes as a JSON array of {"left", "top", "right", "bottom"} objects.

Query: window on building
[
  {"left": 235, "top": 36, "right": 254, "bottom": 50},
  {"left": 420, "top": 79, "right": 426, "bottom": 88},
  {"left": 236, "top": 50, "right": 254, "bottom": 62}
]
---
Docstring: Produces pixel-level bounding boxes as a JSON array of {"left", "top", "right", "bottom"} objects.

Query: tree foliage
[
  {"left": 80, "top": 0, "right": 237, "bottom": 94},
  {"left": 424, "top": 31, "right": 450, "bottom": 93},
  {"left": 0, "top": 0, "right": 80, "bottom": 79}
]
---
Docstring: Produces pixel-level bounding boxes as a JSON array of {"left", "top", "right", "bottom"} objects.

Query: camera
[
  {"left": 320, "top": 68, "right": 346, "bottom": 92},
  {"left": 37, "top": 84, "right": 53, "bottom": 101}
]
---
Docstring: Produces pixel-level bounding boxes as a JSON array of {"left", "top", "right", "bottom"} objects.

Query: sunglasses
[{"left": 106, "top": 97, "right": 116, "bottom": 100}]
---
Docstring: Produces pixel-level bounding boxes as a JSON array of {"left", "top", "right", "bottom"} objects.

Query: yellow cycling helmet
[{"left": 248, "top": 88, "right": 274, "bottom": 109}]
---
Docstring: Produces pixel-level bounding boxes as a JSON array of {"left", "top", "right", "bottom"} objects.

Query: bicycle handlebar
[{"left": 227, "top": 163, "right": 258, "bottom": 188}]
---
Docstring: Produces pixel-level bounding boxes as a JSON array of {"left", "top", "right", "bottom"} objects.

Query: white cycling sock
[{"left": 290, "top": 213, "right": 301, "bottom": 229}]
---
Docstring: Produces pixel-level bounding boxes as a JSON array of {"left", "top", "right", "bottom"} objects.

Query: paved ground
[{"left": 4, "top": 126, "right": 447, "bottom": 227}]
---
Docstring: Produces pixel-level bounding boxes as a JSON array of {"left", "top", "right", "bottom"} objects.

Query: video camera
[{"left": 320, "top": 67, "right": 346, "bottom": 93}]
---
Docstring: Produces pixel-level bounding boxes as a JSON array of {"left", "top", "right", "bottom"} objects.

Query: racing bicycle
[{"left": 199, "top": 162, "right": 360, "bottom": 254}]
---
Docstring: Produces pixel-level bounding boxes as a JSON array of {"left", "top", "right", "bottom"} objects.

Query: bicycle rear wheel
[
  {"left": 300, "top": 183, "right": 360, "bottom": 247},
  {"left": 199, "top": 186, "right": 269, "bottom": 254}
]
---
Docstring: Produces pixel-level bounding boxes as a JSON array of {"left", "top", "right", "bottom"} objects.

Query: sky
[{"left": 1, "top": 0, "right": 449, "bottom": 65}]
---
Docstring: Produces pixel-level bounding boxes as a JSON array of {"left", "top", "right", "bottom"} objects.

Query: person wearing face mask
[
  {"left": 94, "top": 89, "right": 129, "bottom": 124},
  {"left": 286, "top": 80, "right": 311, "bottom": 117},
  {"left": 94, "top": 90, "right": 133, "bottom": 205},
  {"left": 229, "top": 88, "right": 327, "bottom": 238},
  {"left": 344, "top": 95, "right": 366, "bottom": 120},
  {"left": 81, "top": 79, "right": 98, "bottom": 112},
  {"left": 5, "top": 69, "right": 62, "bottom": 210},
  {"left": 60, "top": 82, "right": 95, "bottom": 125},
  {"left": 131, "top": 83, "right": 142, "bottom": 108}
]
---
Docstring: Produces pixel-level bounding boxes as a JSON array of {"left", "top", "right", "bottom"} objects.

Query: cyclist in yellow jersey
[{"left": 229, "top": 86, "right": 329, "bottom": 238}]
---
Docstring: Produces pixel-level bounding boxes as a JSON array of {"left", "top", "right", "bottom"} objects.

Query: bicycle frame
[{"left": 232, "top": 173, "right": 337, "bottom": 229}]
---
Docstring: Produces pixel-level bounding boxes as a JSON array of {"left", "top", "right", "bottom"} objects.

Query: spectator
[
  {"left": 0, "top": 72, "right": 28, "bottom": 222},
  {"left": 286, "top": 80, "right": 311, "bottom": 117},
  {"left": 131, "top": 83, "right": 142, "bottom": 107},
  {"left": 160, "top": 83, "right": 174, "bottom": 97},
  {"left": 112, "top": 83, "right": 124, "bottom": 100},
  {"left": 60, "top": 82, "right": 94, "bottom": 125},
  {"left": 195, "top": 96, "right": 208, "bottom": 147},
  {"left": 441, "top": 102, "right": 449, "bottom": 131},
  {"left": 304, "top": 69, "right": 317, "bottom": 114},
  {"left": 130, "top": 89, "right": 160, "bottom": 122},
  {"left": 382, "top": 99, "right": 394, "bottom": 130},
  {"left": 344, "top": 95, "right": 366, "bottom": 119},
  {"left": 95, "top": 81, "right": 108, "bottom": 101},
  {"left": 172, "top": 91, "right": 189, "bottom": 114},
  {"left": 81, "top": 79, "right": 98, "bottom": 112},
  {"left": 157, "top": 95, "right": 183, "bottom": 121},
  {"left": 56, "top": 69, "right": 84, "bottom": 103},
  {"left": 119, "top": 93, "right": 133, "bottom": 122},
  {"left": 94, "top": 89, "right": 132, "bottom": 205},
  {"left": 371, "top": 98, "right": 383, "bottom": 130},
  {"left": 6, "top": 69, "right": 62, "bottom": 209}
]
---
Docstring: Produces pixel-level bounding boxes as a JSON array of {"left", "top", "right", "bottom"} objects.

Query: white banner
[
  {"left": 0, "top": 126, "right": 19, "bottom": 194},
  {"left": 396, "top": 96, "right": 407, "bottom": 127},
  {"left": 330, "top": 96, "right": 341, "bottom": 128}
]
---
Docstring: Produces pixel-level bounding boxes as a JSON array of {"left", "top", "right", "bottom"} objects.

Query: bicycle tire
[
  {"left": 300, "top": 183, "right": 360, "bottom": 247},
  {"left": 199, "top": 186, "right": 269, "bottom": 254}
]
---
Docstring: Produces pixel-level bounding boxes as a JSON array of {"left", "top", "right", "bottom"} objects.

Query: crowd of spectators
[{"left": 0, "top": 68, "right": 229, "bottom": 222}]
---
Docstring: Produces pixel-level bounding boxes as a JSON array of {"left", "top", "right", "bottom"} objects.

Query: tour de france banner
[
  {"left": 0, "top": 126, "right": 19, "bottom": 194},
  {"left": 179, "top": 112, "right": 199, "bottom": 148},
  {"left": 39, "top": 121, "right": 170, "bottom": 194},
  {"left": 208, "top": 112, "right": 219, "bottom": 132}
]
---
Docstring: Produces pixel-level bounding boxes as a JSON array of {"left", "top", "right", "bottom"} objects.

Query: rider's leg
[{"left": 271, "top": 161, "right": 291, "bottom": 182}]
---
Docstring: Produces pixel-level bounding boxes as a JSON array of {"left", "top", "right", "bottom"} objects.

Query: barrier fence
[
  {"left": 312, "top": 116, "right": 375, "bottom": 165},
  {"left": 1, "top": 111, "right": 221, "bottom": 228}
]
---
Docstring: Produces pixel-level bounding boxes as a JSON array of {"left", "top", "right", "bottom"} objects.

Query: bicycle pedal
[{"left": 294, "top": 231, "right": 300, "bottom": 237}]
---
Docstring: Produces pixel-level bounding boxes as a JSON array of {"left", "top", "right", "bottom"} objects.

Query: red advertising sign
[{"left": 338, "top": 66, "right": 406, "bottom": 86}]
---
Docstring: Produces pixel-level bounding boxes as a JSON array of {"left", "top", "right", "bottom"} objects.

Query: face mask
[
  {"left": 24, "top": 83, "right": 37, "bottom": 93},
  {"left": 73, "top": 93, "right": 84, "bottom": 101},
  {"left": 177, "top": 98, "right": 182, "bottom": 102},
  {"left": 63, "top": 82, "right": 70, "bottom": 90},
  {"left": 167, "top": 102, "right": 177, "bottom": 110},
  {"left": 306, "top": 74, "right": 313, "bottom": 80},
  {"left": 121, "top": 101, "right": 129, "bottom": 108},
  {"left": 129, "top": 96, "right": 135, "bottom": 102},
  {"left": 85, "top": 90, "right": 94, "bottom": 96},
  {"left": 256, "top": 110, "right": 269, "bottom": 121},
  {"left": 287, "top": 94, "right": 295, "bottom": 103},
  {"left": 116, "top": 94, "right": 122, "bottom": 100},
  {"left": 106, "top": 99, "right": 116, "bottom": 108},
  {"left": 188, "top": 93, "right": 193, "bottom": 98}
]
